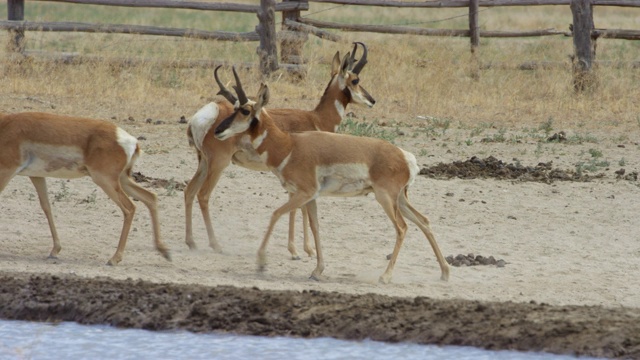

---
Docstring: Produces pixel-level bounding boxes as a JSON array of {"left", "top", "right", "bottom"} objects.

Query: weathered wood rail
[
  {"left": 2, "top": 0, "right": 309, "bottom": 75},
  {"left": 2, "top": 0, "right": 639, "bottom": 86}
]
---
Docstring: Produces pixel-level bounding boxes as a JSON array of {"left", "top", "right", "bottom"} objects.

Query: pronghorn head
[
  {"left": 333, "top": 42, "right": 376, "bottom": 108},
  {"left": 214, "top": 67, "right": 267, "bottom": 141}
]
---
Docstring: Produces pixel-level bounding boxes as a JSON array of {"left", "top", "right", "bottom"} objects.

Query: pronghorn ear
[
  {"left": 255, "top": 83, "right": 270, "bottom": 110},
  {"left": 331, "top": 51, "right": 341, "bottom": 77},
  {"left": 340, "top": 52, "right": 351, "bottom": 76}
]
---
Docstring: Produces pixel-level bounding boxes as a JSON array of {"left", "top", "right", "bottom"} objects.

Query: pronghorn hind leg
[
  {"left": 374, "top": 189, "right": 408, "bottom": 284},
  {"left": 91, "top": 172, "right": 136, "bottom": 266},
  {"left": 399, "top": 190, "right": 450, "bottom": 281},
  {"left": 287, "top": 207, "right": 300, "bottom": 260},
  {"left": 121, "top": 173, "right": 171, "bottom": 261},
  {"left": 29, "top": 177, "right": 62, "bottom": 258},
  {"left": 305, "top": 199, "right": 324, "bottom": 280},
  {"left": 257, "top": 192, "right": 312, "bottom": 271},
  {"left": 301, "top": 205, "right": 315, "bottom": 257},
  {"left": 184, "top": 154, "right": 208, "bottom": 250}
]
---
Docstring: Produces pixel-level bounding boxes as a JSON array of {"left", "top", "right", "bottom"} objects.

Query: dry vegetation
[{"left": 1, "top": 2, "right": 639, "bottom": 135}]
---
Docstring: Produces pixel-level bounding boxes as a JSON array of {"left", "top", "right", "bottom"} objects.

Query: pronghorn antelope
[
  {"left": 185, "top": 43, "right": 375, "bottom": 259},
  {"left": 213, "top": 72, "right": 450, "bottom": 284},
  {"left": 0, "top": 112, "right": 171, "bottom": 265}
]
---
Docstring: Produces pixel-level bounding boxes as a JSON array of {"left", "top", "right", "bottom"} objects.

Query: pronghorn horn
[
  {"left": 351, "top": 42, "right": 368, "bottom": 75},
  {"left": 348, "top": 43, "right": 358, "bottom": 68},
  {"left": 231, "top": 66, "right": 249, "bottom": 106},
  {"left": 214, "top": 65, "right": 238, "bottom": 104}
]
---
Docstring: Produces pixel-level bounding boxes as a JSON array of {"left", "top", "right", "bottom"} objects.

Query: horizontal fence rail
[
  {"left": 3, "top": 0, "right": 639, "bottom": 83},
  {"left": 36, "top": 0, "right": 309, "bottom": 13},
  {"left": 309, "top": 0, "right": 637, "bottom": 7}
]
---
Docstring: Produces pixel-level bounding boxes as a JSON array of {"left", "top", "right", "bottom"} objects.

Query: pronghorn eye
[
  {"left": 351, "top": 79, "right": 359, "bottom": 86},
  {"left": 240, "top": 108, "right": 250, "bottom": 116}
]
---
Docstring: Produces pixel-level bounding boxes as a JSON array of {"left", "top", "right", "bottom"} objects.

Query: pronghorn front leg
[
  {"left": 287, "top": 203, "right": 315, "bottom": 260},
  {"left": 301, "top": 206, "right": 314, "bottom": 257},
  {"left": 305, "top": 199, "right": 324, "bottom": 281},
  {"left": 258, "top": 192, "right": 313, "bottom": 271},
  {"left": 29, "top": 177, "right": 62, "bottom": 258}
]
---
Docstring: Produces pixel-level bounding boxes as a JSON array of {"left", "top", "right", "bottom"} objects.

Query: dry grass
[{"left": 1, "top": 3, "right": 639, "bottom": 136}]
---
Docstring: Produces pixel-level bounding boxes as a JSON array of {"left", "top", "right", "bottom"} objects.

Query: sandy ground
[
  {"left": 2, "top": 93, "right": 640, "bottom": 358},
  {"left": 1, "top": 103, "right": 639, "bottom": 310}
]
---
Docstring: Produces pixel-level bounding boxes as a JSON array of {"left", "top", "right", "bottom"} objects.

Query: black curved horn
[
  {"left": 231, "top": 66, "right": 249, "bottom": 106},
  {"left": 348, "top": 42, "right": 358, "bottom": 68},
  {"left": 351, "top": 42, "right": 368, "bottom": 75},
  {"left": 214, "top": 65, "right": 238, "bottom": 104}
]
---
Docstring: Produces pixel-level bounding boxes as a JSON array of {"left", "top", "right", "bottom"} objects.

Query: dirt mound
[
  {"left": 131, "top": 171, "right": 186, "bottom": 191},
  {"left": 446, "top": 253, "right": 506, "bottom": 267},
  {"left": 420, "top": 156, "right": 604, "bottom": 183},
  {"left": 0, "top": 272, "right": 638, "bottom": 359}
]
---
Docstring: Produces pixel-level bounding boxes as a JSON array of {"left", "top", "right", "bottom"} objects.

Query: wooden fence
[
  {"left": 2, "top": 0, "right": 639, "bottom": 88},
  {"left": 1, "top": 0, "right": 309, "bottom": 73}
]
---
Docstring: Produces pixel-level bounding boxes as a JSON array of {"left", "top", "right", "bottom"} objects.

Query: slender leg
[
  {"left": 306, "top": 200, "right": 324, "bottom": 280},
  {"left": 257, "top": 192, "right": 312, "bottom": 271},
  {"left": 121, "top": 173, "right": 171, "bottom": 261},
  {"left": 196, "top": 154, "right": 231, "bottom": 252},
  {"left": 301, "top": 205, "right": 315, "bottom": 257},
  {"left": 375, "top": 190, "right": 407, "bottom": 284},
  {"left": 287, "top": 207, "right": 300, "bottom": 260},
  {"left": 399, "top": 191, "right": 450, "bottom": 281},
  {"left": 29, "top": 177, "right": 62, "bottom": 258},
  {"left": 287, "top": 205, "right": 315, "bottom": 260},
  {"left": 91, "top": 173, "right": 136, "bottom": 266},
  {"left": 184, "top": 154, "right": 208, "bottom": 249}
]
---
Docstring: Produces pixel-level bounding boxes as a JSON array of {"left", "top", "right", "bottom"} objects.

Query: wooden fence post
[
  {"left": 257, "top": 0, "right": 279, "bottom": 75},
  {"left": 280, "top": 0, "right": 308, "bottom": 76},
  {"left": 7, "top": 0, "right": 25, "bottom": 53},
  {"left": 570, "top": 0, "right": 597, "bottom": 92},
  {"left": 469, "top": 0, "right": 480, "bottom": 80}
]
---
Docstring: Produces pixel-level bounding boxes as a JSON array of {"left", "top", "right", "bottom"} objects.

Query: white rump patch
[
  {"left": 400, "top": 149, "right": 419, "bottom": 186},
  {"left": 316, "top": 163, "right": 372, "bottom": 197},
  {"left": 116, "top": 127, "right": 138, "bottom": 165},
  {"left": 189, "top": 102, "right": 219, "bottom": 150}
]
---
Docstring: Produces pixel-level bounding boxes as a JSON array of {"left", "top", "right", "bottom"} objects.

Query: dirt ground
[
  {"left": 2, "top": 95, "right": 640, "bottom": 358},
  {"left": 1, "top": 272, "right": 639, "bottom": 359}
]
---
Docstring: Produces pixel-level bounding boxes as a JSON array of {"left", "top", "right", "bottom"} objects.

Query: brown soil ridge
[
  {"left": 1, "top": 272, "right": 638, "bottom": 359},
  {"left": 419, "top": 156, "right": 608, "bottom": 183}
]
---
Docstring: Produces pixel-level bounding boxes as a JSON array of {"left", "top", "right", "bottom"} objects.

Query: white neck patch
[
  {"left": 276, "top": 152, "right": 292, "bottom": 174},
  {"left": 334, "top": 100, "right": 345, "bottom": 120},
  {"left": 252, "top": 129, "right": 268, "bottom": 149}
]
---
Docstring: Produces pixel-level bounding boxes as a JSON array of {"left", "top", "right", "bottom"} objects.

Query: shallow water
[{"left": 0, "top": 320, "right": 599, "bottom": 360}]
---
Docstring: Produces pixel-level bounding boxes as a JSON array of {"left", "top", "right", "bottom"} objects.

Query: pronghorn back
[
  {"left": 1, "top": 112, "right": 136, "bottom": 179},
  {"left": 284, "top": 132, "right": 413, "bottom": 193}
]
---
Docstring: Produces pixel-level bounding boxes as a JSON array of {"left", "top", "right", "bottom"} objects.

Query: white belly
[
  {"left": 316, "top": 163, "right": 373, "bottom": 197},
  {"left": 18, "top": 143, "right": 88, "bottom": 179}
]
